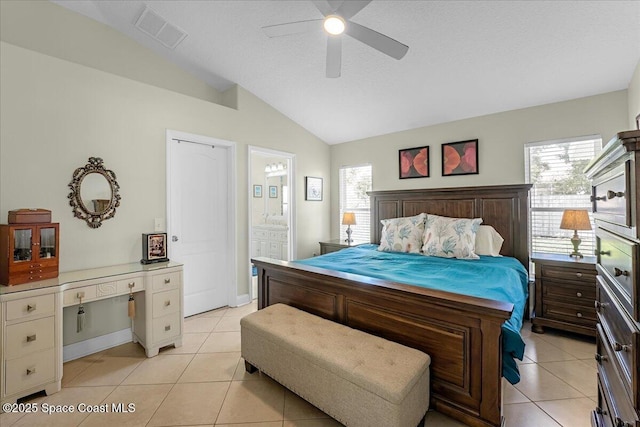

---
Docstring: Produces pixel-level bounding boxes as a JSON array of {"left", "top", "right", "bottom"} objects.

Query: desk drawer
[
  {"left": 63, "top": 285, "right": 97, "bottom": 306},
  {"left": 6, "top": 294, "right": 55, "bottom": 321},
  {"left": 592, "top": 161, "right": 631, "bottom": 228},
  {"left": 153, "top": 313, "right": 181, "bottom": 341},
  {"left": 5, "top": 348, "right": 55, "bottom": 396},
  {"left": 152, "top": 289, "right": 180, "bottom": 318},
  {"left": 597, "top": 229, "right": 637, "bottom": 320},
  {"left": 596, "top": 278, "right": 639, "bottom": 407},
  {"left": 5, "top": 316, "right": 55, "bottom": 359},
  {"left": 152, "top": 272, "right": 180, "bottom": 292},
  {"left": 595, "top": 324, "right": 639, "bottom": 427},
  {"left": 117, "top": 277, "right": 144, "bottom": 294}
]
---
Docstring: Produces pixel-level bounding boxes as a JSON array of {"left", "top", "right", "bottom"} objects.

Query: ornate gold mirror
[{"left": 68, "top": 157, "right": 121, "bottom": 228}]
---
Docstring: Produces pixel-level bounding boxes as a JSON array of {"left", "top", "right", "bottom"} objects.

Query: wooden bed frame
[{"left": 252, "top": 184, "right": 531, "bottom": 427}]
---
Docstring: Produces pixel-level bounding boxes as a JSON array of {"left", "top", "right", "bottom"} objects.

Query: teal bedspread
[{"left": 295, "top": 244, "right": 528, "bottom": 384}]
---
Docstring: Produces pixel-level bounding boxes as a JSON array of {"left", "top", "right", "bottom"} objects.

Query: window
[
  {"left": 525, "top": 135, "right": 601, "bottom": 255},
  {"left": 339, "top": 164, "right": 372, "bottom": 242}
]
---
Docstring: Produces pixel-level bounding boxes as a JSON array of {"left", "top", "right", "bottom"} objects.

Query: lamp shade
[
  {"left": 341, "top": 212, "right": 356, "bottom": 226},
  {"left": 559, "top": 210, "right": 592, "bottom": 231}
]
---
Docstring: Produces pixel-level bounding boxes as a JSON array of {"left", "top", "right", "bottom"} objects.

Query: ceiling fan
[{"left": 262, "top": 0, "right": 409, "bottom": 78}]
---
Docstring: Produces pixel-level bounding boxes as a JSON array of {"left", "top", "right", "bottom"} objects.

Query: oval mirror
[
  {"left": 80, "top": 173, "right": 113, "bottom": 214},
  {"left": 68, "top": 157, "right": 121, "bottom": 228}
]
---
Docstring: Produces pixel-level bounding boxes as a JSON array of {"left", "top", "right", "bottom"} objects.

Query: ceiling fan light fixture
[{"left": 323, "top": 15, "right": 345, "bottom": 35}]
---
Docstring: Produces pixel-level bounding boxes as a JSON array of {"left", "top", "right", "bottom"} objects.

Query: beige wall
[
  {"left": 0, "top": 42, "right": 330, "bottom": 299},
  {"left": 628, "top": 59, "right": 640, "bottom": 130},
  {"left": 329, "top": 90, "right": 629, "bottom": 239}
]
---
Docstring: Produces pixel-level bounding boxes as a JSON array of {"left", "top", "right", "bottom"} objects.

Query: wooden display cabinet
[{"left": 0, "top": 223, "right": 59, "bottom": 285}]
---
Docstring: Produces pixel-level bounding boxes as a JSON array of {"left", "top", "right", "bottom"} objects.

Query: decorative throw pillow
[
  {"left": 422, "top": 214, "right": 483, "bottom": 259},
  {"left": 378, "top": 213, "right": 426, "bottom": 253},
  {"left": 474, "top": 225, "right": 504, "bottom": 256}
]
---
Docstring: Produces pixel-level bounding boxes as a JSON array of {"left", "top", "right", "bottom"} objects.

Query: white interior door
[{"left": 169, "top": 137, "right": 230, "bottom": 316}]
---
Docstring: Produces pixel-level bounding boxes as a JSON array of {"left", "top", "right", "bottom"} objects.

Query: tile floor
[{"left": 1, "top": 300, "right": 597, "bottom": 427}]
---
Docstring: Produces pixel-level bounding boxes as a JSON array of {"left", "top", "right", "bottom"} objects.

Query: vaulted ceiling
[{"left": 52, "top": 0, "right": 640, "bottom": 144}]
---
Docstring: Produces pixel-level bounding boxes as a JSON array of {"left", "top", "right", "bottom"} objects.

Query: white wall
[
  {"left": 0, "top": 41, "right": 330, "bottom": 298},
  {"left": 329, "top": 90, "right": 629, "bottom": 239},
  {"left": 628, "top": 59, "right": 640, "bottom": 129}
]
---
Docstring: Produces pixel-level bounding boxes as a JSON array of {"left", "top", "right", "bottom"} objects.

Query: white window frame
[{"left": 339, "top": 164, "right": 372, "bottom": 243}]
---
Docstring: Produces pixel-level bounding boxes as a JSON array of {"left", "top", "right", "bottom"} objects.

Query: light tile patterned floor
[{"left": 1, "top": 300, "right": 597, "bottom": 426}]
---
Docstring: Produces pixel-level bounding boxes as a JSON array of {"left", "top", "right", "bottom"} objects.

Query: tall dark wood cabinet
[{"left": 585, "top": 130, "right": 640, "bottom": 427}]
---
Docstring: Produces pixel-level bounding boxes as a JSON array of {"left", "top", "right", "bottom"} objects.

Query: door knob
[{"left": 172, "top": 235, "right": 179, "bottom": 242}]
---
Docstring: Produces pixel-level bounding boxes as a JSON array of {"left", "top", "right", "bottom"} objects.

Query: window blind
[
  {"left": 525, "top": 136, "right": 601, "bottom": 255},
  {"left": 339, "top": 165, "right": 372, "bottom": 242}
]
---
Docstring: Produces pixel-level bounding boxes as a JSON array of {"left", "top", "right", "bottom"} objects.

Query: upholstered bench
[{"left": 240, "top": 303, "right": 431, "bottom": 427}]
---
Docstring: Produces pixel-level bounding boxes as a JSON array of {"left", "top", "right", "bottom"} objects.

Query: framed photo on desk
[{"left": 141, "top": 232, "right": 169, "bottom": 264}]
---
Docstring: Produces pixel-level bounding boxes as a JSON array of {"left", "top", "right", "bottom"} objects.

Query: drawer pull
[
  {"left": 607, "top": 190, "right": 624, "bottom": 199},
  {"left": 26, "top": 304, "right": 36, "bottom": 312},
  {"left": 164, "top": 278, "right": 171, "bottom": 284},
  {"left": 26, "top": 334, "right": 36, "bottom": 342},
  {"left": 164, "top": 325, "right": 171, "bottom": 331},
  {"left": 576, "top": 292, "right": 582, "bottom": 297},
  {"left": 594, "top": 301, "right": 607, "bottom": 311},
  {"left": 128, "top": 282, "right": 135, "bottom": 289},
  {"left": 613, "top": 342, "right": 630, "bottom": 352},
  {"left": 165, "top": 300, "right": 171, "bottom": 307},
  {"left": 613, "top": 268, "right": 629, "bottom": 277},
  {"left": 596, "top": 250, "right": 611, "bottom": 256},
  {"left": 591, "top": 195, "right": 607, "bottom": 202},
  {"left": 575, "top": 272, "right": 582, "bottom": 278},
  {"left": 77, "top": 291, "right": 85, "bottom": 299},
  {"left": 595, "top": 353, "right": 608, "bottom": 363},
  {"left": 576, "top": 312, "right": 583, "bottom": 318},
  {"left": 26, "top": 368, "right": 36, "bottom": 376},
  {"left": 615, "top": 417, "right": 631, "bottom": 427}
]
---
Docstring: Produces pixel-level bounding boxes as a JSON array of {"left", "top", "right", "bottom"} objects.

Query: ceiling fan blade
[
  {"left": 311, "top": 0, "right": 334, "bottom": 17},
  {"left": 326, "top": 36, "right": 342, "bottom": 78},
  {"left": 335, "top": 0, "right": 372, "bottom": 20},
  {"left": 345, "top": 21, "right": 409, "bottom": 60},
  {"left": 262, "top": 19, "right": 323, "bottom": 38}
]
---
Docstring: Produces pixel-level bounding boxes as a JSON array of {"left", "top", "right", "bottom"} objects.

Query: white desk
[{"left": 0, "top": 262, "right": 183, "bottom": 405}]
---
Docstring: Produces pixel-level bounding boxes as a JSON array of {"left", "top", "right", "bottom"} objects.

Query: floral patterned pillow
[
  {"left": 378, "top": 213, "right": 426, "bottom": 253},
  {"left": 422, "top": 214, "right": 483, "bottom": 259}
]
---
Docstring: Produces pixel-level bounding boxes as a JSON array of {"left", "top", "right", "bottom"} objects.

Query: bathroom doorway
[{"left": 248, "top": 146, "right": 295, "bottom": 300}]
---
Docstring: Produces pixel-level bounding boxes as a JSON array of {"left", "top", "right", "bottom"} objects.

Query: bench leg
[
  {"left": 417, "top": 411, "right": 427, "bottom": 427},
  {"left": 244, "top": 360, "right": 258, "bottom": 374}
]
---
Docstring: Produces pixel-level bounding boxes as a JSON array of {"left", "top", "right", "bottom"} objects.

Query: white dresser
[{"left": 0, "top": 262, "right": 183, "bottom": 405}]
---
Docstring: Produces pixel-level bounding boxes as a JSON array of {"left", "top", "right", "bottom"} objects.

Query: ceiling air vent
[{"left": 135, "top": 6, "right": 187, "bottom": 50}]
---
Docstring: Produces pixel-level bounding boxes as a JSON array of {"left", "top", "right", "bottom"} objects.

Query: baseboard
[
  {"left": 235, "top": 293, "right": 251, "bottom": 307},
  {"left": 63, "top": 328, "right": 132, "bottom": 362}
]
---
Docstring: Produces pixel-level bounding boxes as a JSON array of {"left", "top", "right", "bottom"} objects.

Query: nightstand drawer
[
  {"left": 542, "top": 301, "right": 596, "bottom": 325},
  {"left": 153, "top": 313, "right": 181, "bottom": 341},
  {"left": 6, "top": 294, "right": 55, "bottom": 321},
  {"left": 152, "top": 272, "right": 181, "bottom": 291},
  {"left": 540, "top": 264, "right": 597, "bottom": 285},
  {"left": 542, "top": 280, "right": 595, "bottom": 306},
  {"left": 152, "top": 289, "right": 180, "bottom": 318},
  {"left": 596, "top": 277, "right": 639, "bottom": 407}
]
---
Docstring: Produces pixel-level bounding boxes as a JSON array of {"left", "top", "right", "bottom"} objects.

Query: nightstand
[
  {"left": 531, "top": 252, "right": 597, "bottom": 336},
  {"left": 319, "top": 239, "right": 369, "bottom": 255}
]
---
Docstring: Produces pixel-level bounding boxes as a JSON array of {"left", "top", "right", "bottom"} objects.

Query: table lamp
[
  {"left": 342, "top": 212, "right": 356, "bottom": 244},
  {"left": 560, "top": 209, "right": 592, "bottom": 258}
]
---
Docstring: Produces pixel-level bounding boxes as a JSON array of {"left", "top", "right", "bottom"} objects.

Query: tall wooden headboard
[{"left": 369, "top": 184, "right": 532, "bottom": 269}]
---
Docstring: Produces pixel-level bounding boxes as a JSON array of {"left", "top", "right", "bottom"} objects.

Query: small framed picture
[
  {"left": 269, "top": 185, "right": 278, "bottom": 198},
  {"left": 305, "top": 176, "right": 323, "bottom": 201},
  {"left": 141, "top": 233, "right": 169, "bottom": 264},
  {"left": 442, "top": 139, "right": 479, "bottom": 176},
  {"left": 253, "top": 184, "right": 262, "bottom": 198},
  {"left": 399, "top": 146, "right": 429, "bottom": 179}
]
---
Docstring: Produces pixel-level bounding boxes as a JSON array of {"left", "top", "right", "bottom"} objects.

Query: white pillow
[
  {"left": 378, "top": 213, "right": 426, "bottom": 253},
  {"left": 474, "top": 225, "right": 504, "bottom": 257},
  {"left": 422, "top": 214, "right": 483, "bottom": 259}
]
